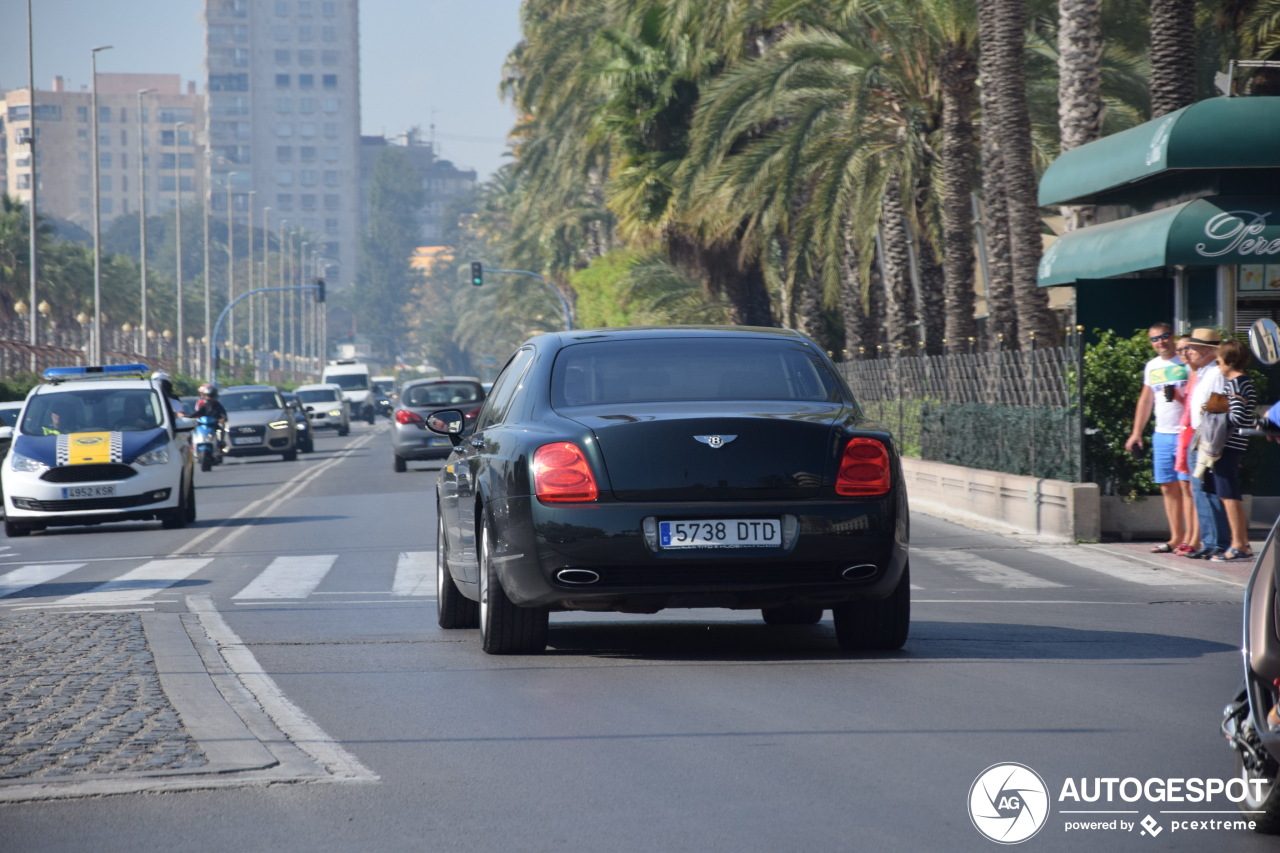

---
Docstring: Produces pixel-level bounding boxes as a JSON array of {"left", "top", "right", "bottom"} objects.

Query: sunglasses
[{"left": 1149, "top": 333, "right": 1172, "bottom": 342}]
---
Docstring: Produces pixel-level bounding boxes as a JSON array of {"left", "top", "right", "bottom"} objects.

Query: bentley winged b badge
[{"left": 693, "top": 435, "right": 737, "bottom": 448}]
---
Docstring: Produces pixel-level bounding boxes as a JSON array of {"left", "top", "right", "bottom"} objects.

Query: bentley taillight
[
  {"left": 533, "top": 442, "right": 599, "bottom": 502},
  {"left": 835, "top": 437, "right": 891, "bottom": 496}
]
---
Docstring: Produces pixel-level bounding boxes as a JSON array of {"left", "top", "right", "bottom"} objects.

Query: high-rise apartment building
[
  {"left": 1, "top": 74, "right": 205, "bottom": 230},
  {"left": 204, "top": 0, "right": 362, "bottom": 290}
]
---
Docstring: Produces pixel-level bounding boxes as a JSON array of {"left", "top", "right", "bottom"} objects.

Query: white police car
[{"left": 1, "top": 364, "right": 196, "bottom": 536}]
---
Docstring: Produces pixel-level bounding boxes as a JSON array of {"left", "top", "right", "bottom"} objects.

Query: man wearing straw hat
[{"left": 1183, "top": 328, "right": 1229, "bottom": 559}]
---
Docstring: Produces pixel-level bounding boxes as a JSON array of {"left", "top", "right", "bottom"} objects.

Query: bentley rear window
[{"left": 550, "top": 339, "right": 843, "bottom": 407}]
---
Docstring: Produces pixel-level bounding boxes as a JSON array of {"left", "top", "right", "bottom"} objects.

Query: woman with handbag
[
  {"left": 1209, "top": 338, "right": 1257, "bottom": 562},
  {"left": 1183, "top": 329, "right": 1230, "bottom": 559}
]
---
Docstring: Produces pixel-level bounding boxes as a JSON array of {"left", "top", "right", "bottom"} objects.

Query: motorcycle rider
[{"left": 194, "top": 383, "right": 228, "bottom": 426}]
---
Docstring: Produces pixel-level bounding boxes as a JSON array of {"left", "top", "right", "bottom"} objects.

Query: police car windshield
[{"left": 21, "top": 388, "right": 162, "bottom": 435}]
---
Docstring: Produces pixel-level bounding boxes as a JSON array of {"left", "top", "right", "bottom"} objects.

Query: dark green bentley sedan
[{"left": 430, "top": 326, "right": 909, "bottom": 655}]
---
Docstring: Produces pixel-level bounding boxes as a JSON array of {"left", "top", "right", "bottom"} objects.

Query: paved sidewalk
[{"left": 0, "top": 605, "right": 342, "bottom": 802}]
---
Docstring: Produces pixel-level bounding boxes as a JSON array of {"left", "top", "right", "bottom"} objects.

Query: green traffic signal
[{"left": 470, "top": 261, "right": 484, "bottom": 286}]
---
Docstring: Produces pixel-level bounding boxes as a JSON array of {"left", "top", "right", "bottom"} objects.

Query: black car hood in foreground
[{"left": 561, "top": 401, "right": 854, "bottom": 501}]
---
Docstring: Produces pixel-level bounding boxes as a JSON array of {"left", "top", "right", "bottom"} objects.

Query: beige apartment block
[
  {"left": 204, "top": 0, "right": 362, "bottom": 290},
  {"left": 2, "top": 74, "right": 205, "bottom": 231}
]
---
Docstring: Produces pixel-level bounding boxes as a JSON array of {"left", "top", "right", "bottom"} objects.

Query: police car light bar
[{"left": 42, "top": 363, "right": 151, "bottom": 383}]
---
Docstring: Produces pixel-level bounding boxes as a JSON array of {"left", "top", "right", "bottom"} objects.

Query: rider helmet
[{"left": 198, "top": 383, "right": 219, "bottom": 398}]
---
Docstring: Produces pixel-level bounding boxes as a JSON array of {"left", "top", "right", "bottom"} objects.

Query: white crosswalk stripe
[
  {"left": 1027, "top": 547, "right": 1210, "bottom": 586},
  {"left": 0, "top": 563, "right": 89, "bottom": 599},
  {"left": 914, "top": 549, "right": 1065, "bottom": 589},
  {"left": 392, "top": 551, "right": 435, "bottom": 597},
  {"left": 55, "top": 559, "right": 213, "bottom": 605},
  {"left": 233, "top": 554, "right": 338, "bottom": 599},
  {"left": 0, "top": 544, "right": 1218, "bottom": 611}
]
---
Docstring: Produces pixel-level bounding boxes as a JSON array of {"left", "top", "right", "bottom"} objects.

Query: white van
[{"left": 321, "top": 360, "right": 377, "bottom": 424}]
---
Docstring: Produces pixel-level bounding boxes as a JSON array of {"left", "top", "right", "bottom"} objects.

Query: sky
[{"left": 0, "top": 0, "right": 525, "bottom": 180}]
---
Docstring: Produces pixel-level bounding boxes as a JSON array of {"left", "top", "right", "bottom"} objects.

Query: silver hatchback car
[{"left": 390, "top": 377, "right": 485, "bottom": 472}]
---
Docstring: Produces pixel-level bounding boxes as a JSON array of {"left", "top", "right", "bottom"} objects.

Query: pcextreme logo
[{"left": 969, "top": 763, "right": 1051, "bottom": 844}]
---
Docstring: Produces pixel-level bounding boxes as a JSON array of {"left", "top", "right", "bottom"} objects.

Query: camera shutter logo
[{"left": 968, "top": 763, "right": 1051, "bottom": 844}]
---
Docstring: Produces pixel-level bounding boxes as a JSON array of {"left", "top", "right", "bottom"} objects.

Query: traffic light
[
  {"left": 470, "top": 261, "right": 484, "bottom": 286},
  {"left": 315, "top": 278, "right": 325, "bottom": 303}
]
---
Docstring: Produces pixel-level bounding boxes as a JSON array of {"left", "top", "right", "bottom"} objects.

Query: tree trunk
[
  {"left": 976, "top": 2, "right": 1016, "bottom": 351},
  {"left": 666, "top": 229, "right": 776, "bottom": 327},
  {"left": 838, "top": 216, "right": 881, "bottom": 357},
  {"left": 1150, "top": 0, "right": 1197, "bottom": 117},
  {"left": 939, "top": 40, "right": 979, "bottom": 353},
  {"left": 879, "top": 176, "right": 918, "bottom": 354},
  {"left": 977, "top": 0, "right": 1058, "bottom": 348},
  {"left": 1058, "top": 0, "right": 1104, "bottom": 231}
]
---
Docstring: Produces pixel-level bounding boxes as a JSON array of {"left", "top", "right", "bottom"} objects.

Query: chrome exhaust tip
[
  {"left": 556, "top": 568, "right": 601, "bottom": 585},
  {"left": 840, "top": 564, "right": 878, "bottom": 582}
]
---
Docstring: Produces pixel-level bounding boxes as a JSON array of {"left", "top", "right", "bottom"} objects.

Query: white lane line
[
  {"left": 56, "top": 559, "right": 213, "bottom": 605},
  {"left": 1028, "top": 547, "right": 1210, "bottom": 586},
  {"left": 391, "top": 551, "right": 434, "bottom": 596},
  {"left": 179, "top": 428, "right": 380, "bottom": 555},
  {"left": 0, "top": 563, "right": 89, "bottom": 599},
  {"left": 188, "top": 595, "right": 378, "bottom": 782},
  {"left": 233, "top": 554, "right": 338, "bottom": 600},
  {"left": 915, "top": 548, "right": 1065, "bottom": 589}
]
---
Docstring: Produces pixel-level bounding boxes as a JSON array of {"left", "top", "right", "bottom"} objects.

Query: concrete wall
[{"left": 903, "top": 457, "right": 1099, "bottom": 542}]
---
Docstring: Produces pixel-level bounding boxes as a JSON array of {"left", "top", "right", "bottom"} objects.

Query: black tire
[
  {"left": 478, "top": 520, "right": 548, "bottom": 654},
  {"left": 365, "top": 406, "right": 375, "bottom": 425},
  {"left": 283, "top": 447, "right": 298, "bottom": 462},
  {"left": 184, "top": 478, "right": 197, "bottom": 524},
  {"left": 4, "top": 519, "right": 30, "bottom": 537},
  {"left": 437, "top": 513, "right": 479, "bottom": 629},
  {"left": 832, "top": 563, "right": 910, "bottom": 651},
  {"left": 161, "top": 483, "right": 188, "bottom": 529},
  {"left": 1237, "top": 745, "right": 1280, "bottom": 833},
  {"left": 338, "top": 423, "right": 350, "bottom": 437},
  {"left": 393, "top": 453, "right": 407, "bottom": 473},
  {"left": 200, "top": 447, "right": 214, "bottom": 472},
  {"left": 762, "top": 604, "right": 825, "bottom": 625}
]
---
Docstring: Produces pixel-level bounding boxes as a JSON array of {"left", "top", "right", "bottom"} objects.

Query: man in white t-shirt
[{"left": 1124, "top": 322, "right": 1190, "bottom": 552}]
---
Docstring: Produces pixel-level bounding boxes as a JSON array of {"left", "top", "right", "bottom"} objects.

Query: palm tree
[
  {"left": 1150, "top": 0, "right": 1197, "bottom": 115},
  {"left": 976, "top": 0, "right": 1057, "bottom": 347}
]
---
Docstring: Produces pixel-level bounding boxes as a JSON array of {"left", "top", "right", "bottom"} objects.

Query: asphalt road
[{"left": 0, "top": 421, "right": 1272, "bottom": 852}]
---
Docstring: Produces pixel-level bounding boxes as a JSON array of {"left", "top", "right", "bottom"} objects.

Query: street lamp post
[
  {"left": 136, "top": 88, "right": 152, "bottom": 357},
  {"left": 247, "top": 190, "right": 256, "bottom": 379},
  {"left": 26, "top": 0, "right": 39, "bottom": 366},
  {"left": 174, "top": 121, "right": 187, "bottom": 375},
  {"left": 90, "top": 44, "right": 112, "bottom": 364},
  {"left": 226, "top": 171, "right": 239, "bottom": 353},
  {"left": 261, "top": 206, "right": 272, "bottom": 364}
]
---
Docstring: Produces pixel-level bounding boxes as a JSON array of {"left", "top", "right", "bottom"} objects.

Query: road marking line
[
  {"left": 187, "top": 595, "right": 378, "bottom": 782},
  {"left": 915, "top": 548, "right": 1065, "bottom": 588},
  {"left": 178, "top": 429, "right": 379, "bottom": 555},
  {"left": 1028, "top": 547, "right": 1210, "bottom": 586},
  {"left": 0, "top": 563, "right": 89, "bottom": 598},
  {"left": 55, "top": 559, "right": 212, "bottom": 605},
  {"left": 233, "top": 554, "right": 338, "bottom": 600},
  {"left": 392, "top": 551, "right": 434, "bottom": 596}
]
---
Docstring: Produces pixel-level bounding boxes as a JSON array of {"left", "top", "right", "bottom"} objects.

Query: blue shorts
[{"left": 1152, "top": 431, "right": 1188, "bottom": 484}]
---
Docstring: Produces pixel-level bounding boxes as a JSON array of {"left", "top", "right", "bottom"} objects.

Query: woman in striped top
[{"left": 1210, "top": 338, "right": 1257, "bottom": 562}]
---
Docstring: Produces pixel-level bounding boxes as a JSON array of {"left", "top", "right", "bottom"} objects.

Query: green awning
[
  {"left": 1038, "top": 97, "right": 1280, "bottom": 206},
  {"left": 1037, "top": 196, "right": 1280, "bottom": 286}
]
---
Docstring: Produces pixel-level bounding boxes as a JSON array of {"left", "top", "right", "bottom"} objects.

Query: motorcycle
[
  {"left": 1221, "top": 318, "right": 1280, "bottom": 833},
  {"left": 194, "top": 414, "right": 223, "bottom": 472}
]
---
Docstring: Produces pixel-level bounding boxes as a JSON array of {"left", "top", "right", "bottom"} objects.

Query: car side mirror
[
  {"left": 173, "top": 416, "right": 195, "bottom": 433},
  {"left": 0, "top": 425, "right": 12, "bottom": 441},
  {"left": 425, "top": 408, "right": 466, "bottom": 446}
]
